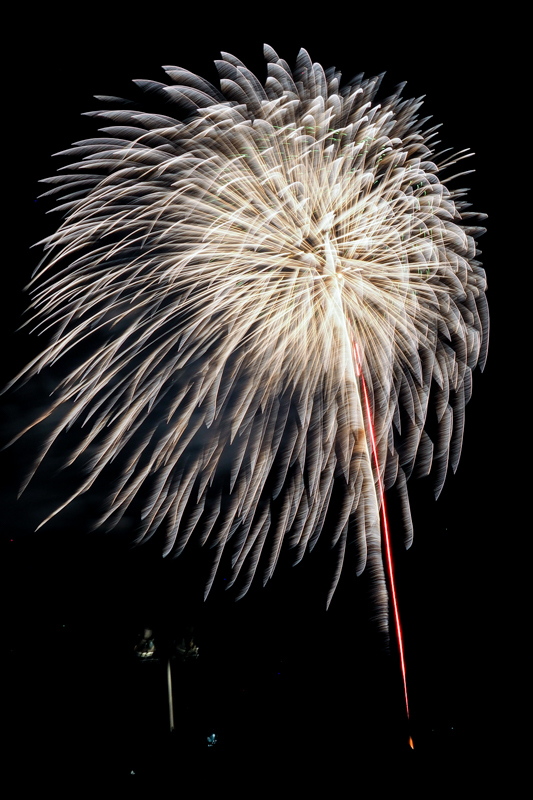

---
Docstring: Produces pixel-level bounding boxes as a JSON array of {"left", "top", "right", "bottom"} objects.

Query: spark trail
[{"left": 353, "top": 334, "right": 410, "bottom": 722}]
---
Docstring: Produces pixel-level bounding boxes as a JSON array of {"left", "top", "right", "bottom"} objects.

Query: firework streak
[{"left": 12, "top": 47, "right": 488, "bottom": 673}]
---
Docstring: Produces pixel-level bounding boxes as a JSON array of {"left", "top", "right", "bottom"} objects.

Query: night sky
[{"left": 2, "top": 9, "right": 516, "bottom": 789}]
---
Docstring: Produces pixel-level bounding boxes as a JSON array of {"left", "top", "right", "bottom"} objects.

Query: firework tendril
[{"left": 11, "top": 47, "right": 488, "bottom": 654}]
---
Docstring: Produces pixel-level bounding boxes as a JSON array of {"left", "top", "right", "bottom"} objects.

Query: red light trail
[{"left": 352, "top": 338, "right": 411, "bottom": 732}]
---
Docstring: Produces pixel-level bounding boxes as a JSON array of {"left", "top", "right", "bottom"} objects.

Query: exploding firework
[{"left": 10, "top": 46, "right": 487, "bottom": 647}]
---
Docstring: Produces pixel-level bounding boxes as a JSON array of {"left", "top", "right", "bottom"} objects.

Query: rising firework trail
[{"left": 8, "top": 46, "right": 488, "bottom": 730}]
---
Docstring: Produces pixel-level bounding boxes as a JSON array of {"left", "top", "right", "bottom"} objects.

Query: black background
[{"left": 2, "top": 8, "right": 520, "bottom": 789}]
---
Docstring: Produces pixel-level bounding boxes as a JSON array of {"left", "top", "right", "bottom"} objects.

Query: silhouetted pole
[{"left": 167, "top": 658, "right": 175, "bottom": 732}]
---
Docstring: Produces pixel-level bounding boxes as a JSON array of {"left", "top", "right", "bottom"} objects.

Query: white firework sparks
[{"left": 12, "top": 45, "right": 488, "bottom": 630}]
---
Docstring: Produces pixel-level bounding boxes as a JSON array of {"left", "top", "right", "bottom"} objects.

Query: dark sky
[{"left": 2, "top": 9, "right": 517, "bottom": 787}]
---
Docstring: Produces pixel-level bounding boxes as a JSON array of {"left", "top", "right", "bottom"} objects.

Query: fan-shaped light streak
[{"left": 9, "top": 48, "right": 488, "bottom": 678}]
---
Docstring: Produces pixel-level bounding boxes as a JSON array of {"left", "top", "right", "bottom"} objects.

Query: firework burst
[{"left": 11, "top": 46, "right": 487, "bottom": 638}]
